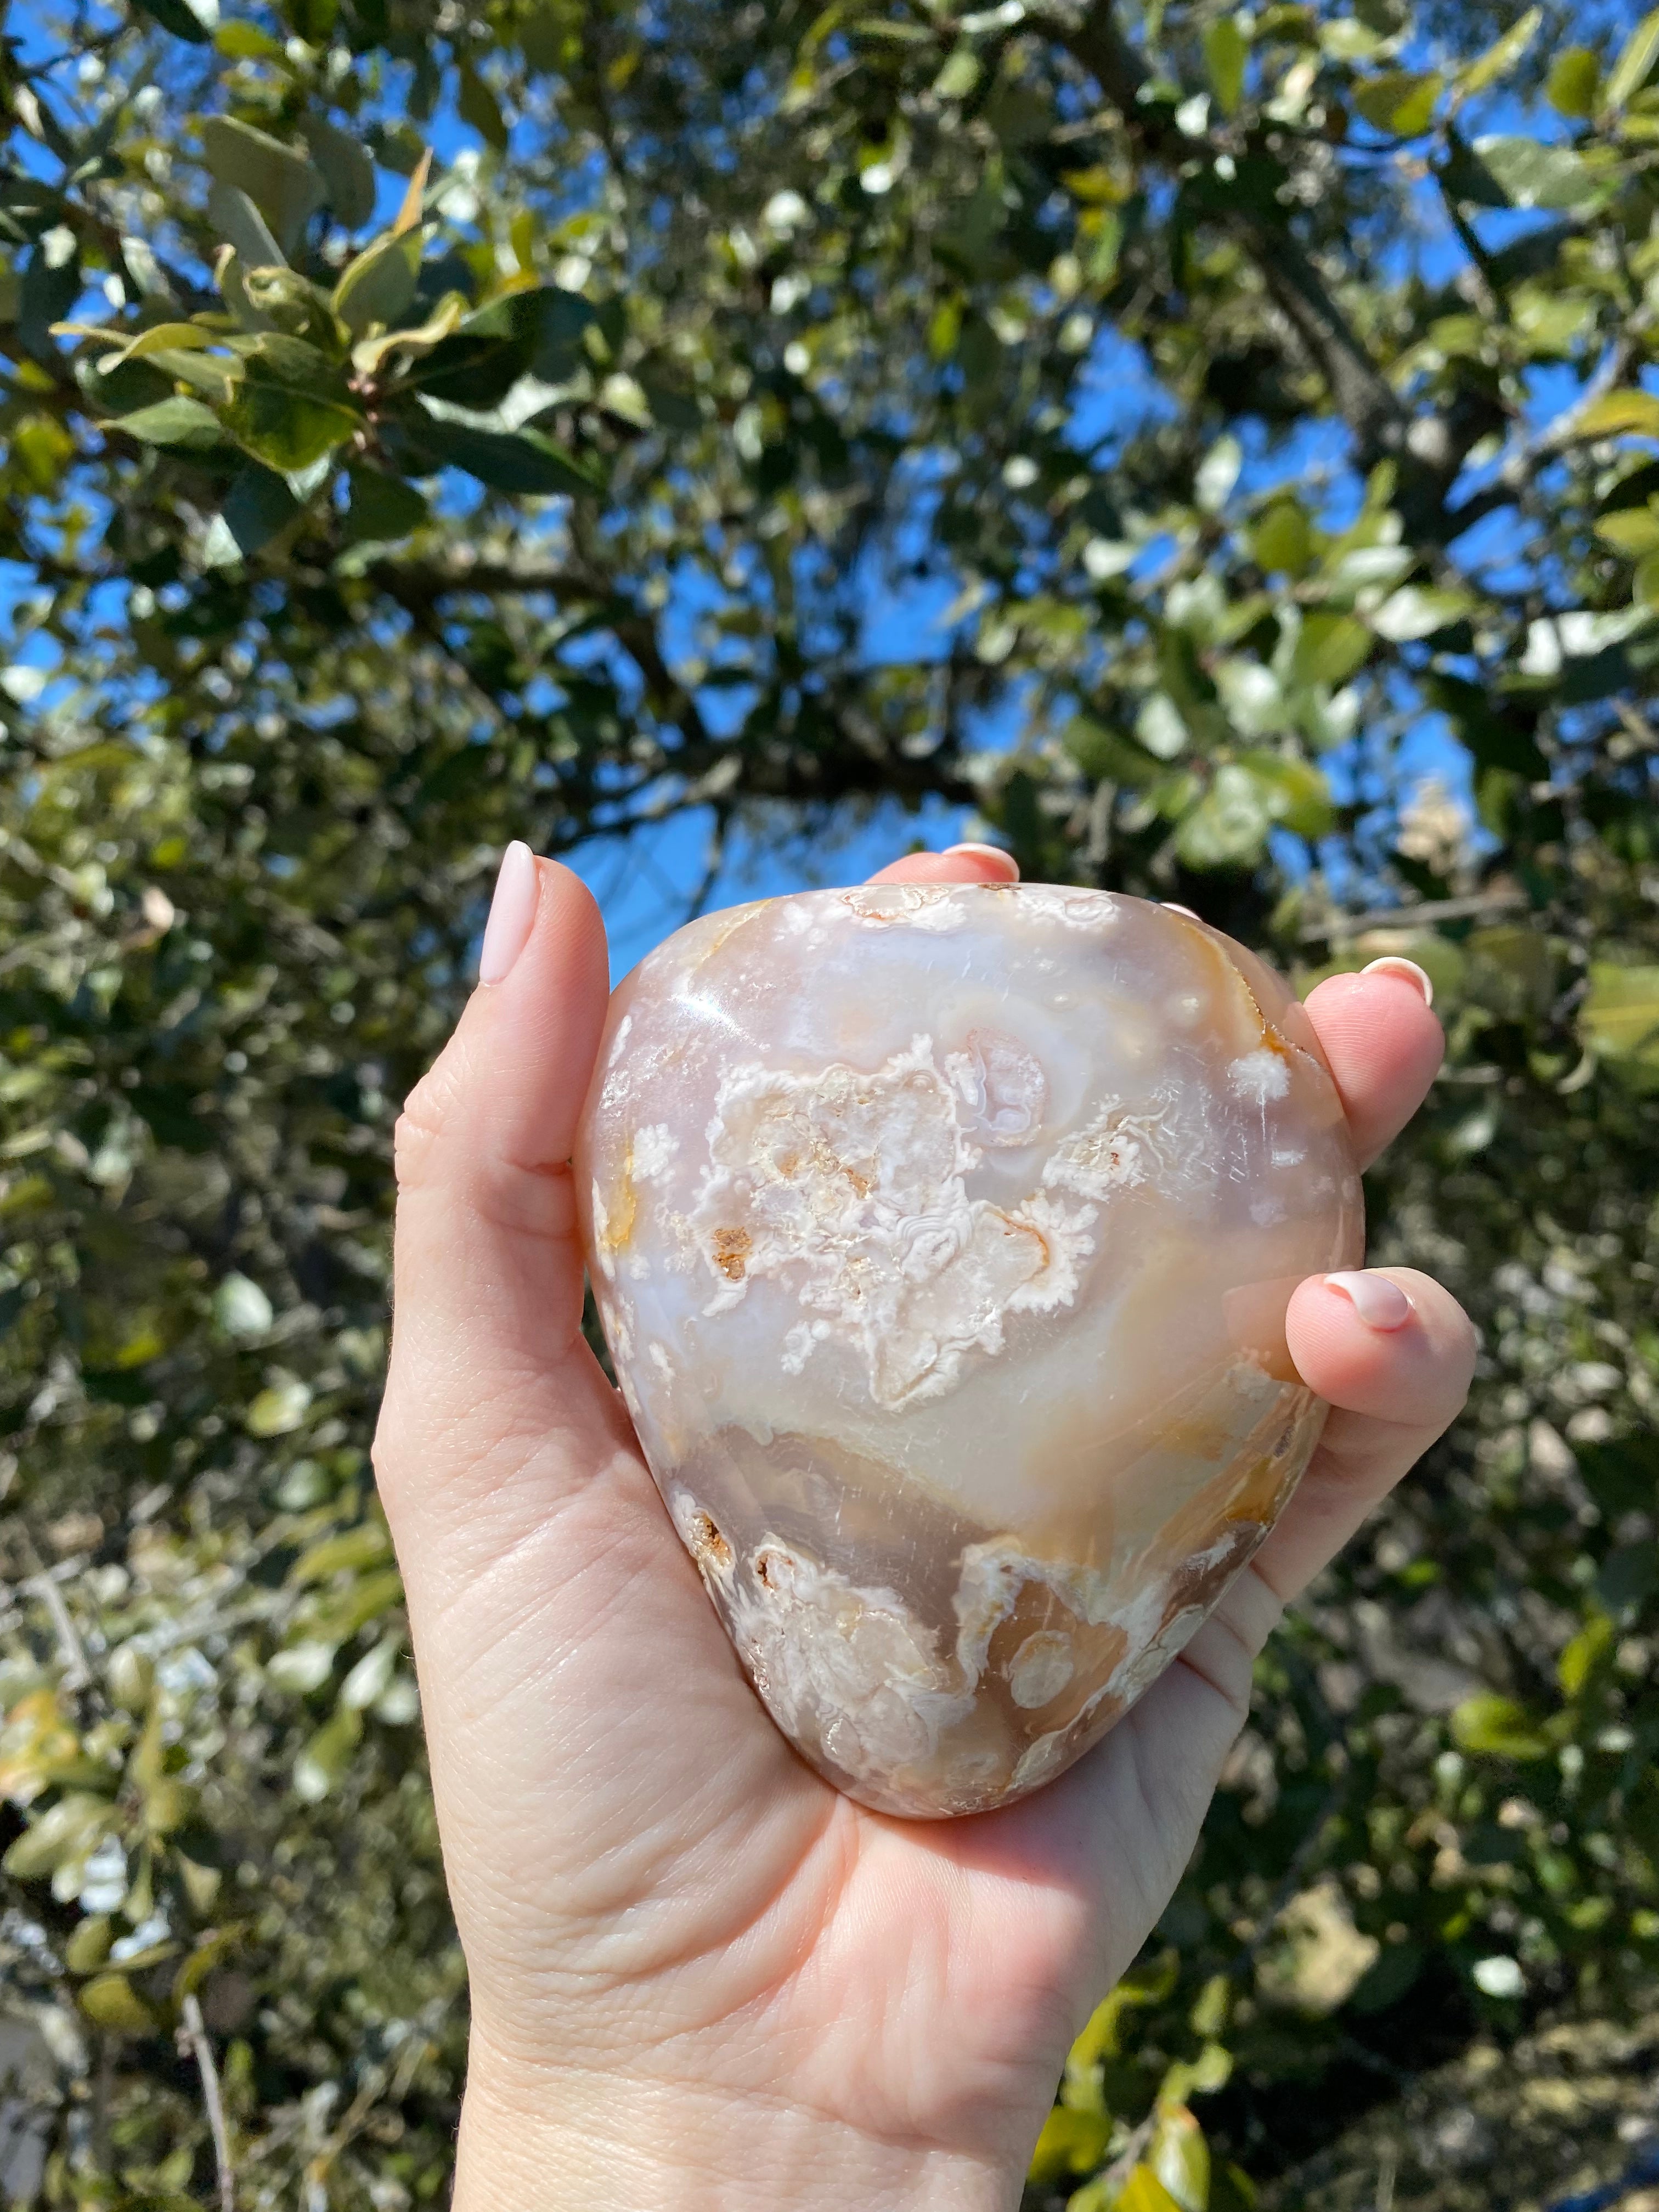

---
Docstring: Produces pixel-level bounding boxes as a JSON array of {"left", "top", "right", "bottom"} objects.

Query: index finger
[{"left": 1302, "top": 966, "right": 1444, "bottom": 1169}]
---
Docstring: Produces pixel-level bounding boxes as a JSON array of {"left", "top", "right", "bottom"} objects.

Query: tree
[{"left": 1, "top": 0, "right": 1656, "bottom": 2203}]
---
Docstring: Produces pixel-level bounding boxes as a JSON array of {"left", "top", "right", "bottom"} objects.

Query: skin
[{"left": 373, "top": 845, "right": 1477, "bottom": 2211}]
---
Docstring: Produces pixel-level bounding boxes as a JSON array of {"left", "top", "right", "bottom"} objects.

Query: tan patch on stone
[{"left": 710, "top": 1226, "right": 752, "bottom": 1281}]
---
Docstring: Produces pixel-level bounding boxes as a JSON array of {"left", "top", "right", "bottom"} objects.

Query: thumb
[{"left": 374, "top": 846, "right": 619, "bottom": 1537}]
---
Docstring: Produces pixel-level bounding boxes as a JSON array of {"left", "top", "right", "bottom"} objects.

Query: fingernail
[
  {"left": 478, "top": 841, "right": 539, "bottom": 984},
  {"left": 1361, "top": 956, "right": 1434, "bottom": 1009},
  {"left": 1162, "top": 902, "right": 1200, "bottom": 921},
  {"left": 1324, "top": 1271, "right": 1414, "bottom": 1331},
  {"left": 944, "top": 842, "right": 1019, "bottom": 879}
]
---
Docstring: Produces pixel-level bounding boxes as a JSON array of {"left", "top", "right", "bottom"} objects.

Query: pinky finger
[{"left": 1252, "top": 1267, "right": 1478, "bottom": 1605}]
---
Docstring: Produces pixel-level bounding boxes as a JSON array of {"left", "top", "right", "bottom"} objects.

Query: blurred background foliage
[{"left": 0, "top": 0, "right": 1657, "bottom": 2203}]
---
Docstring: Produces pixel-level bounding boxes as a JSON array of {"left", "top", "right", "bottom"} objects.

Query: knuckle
[{"left": 392, "top": 1056, "right": 463, "bottom": 1192}]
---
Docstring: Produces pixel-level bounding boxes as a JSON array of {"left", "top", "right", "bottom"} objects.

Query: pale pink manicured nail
[
  {"left": 944, "top": 841, "right": 1019, "bottom": 878},
  {"left": 1361, "top": 956, "right": 1434, "bottom": 1009},
  {"left": 478, "top": 840, "right": 539, "bottom": 984},
  {"left": 1324, "top": 1271, "right": 1414, "bottom": 1331}
]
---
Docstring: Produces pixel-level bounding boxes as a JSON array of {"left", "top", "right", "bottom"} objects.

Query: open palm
[{"left": 373, "top": 844, "right": 1475, "bottom": 2211}]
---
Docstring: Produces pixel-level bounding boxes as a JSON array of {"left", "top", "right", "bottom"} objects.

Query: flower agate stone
[{"left": 575, "top": 884, "right": 1363, "bottom": 1818}]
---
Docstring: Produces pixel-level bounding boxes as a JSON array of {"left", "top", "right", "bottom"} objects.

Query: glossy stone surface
[{"left": 575, "top": 885, "right": 1363, "bottom": 1817}]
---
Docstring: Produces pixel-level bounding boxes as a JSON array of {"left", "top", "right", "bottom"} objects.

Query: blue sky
[{"left": 12, "top": 2, "right": 1625, "bottom": 984}]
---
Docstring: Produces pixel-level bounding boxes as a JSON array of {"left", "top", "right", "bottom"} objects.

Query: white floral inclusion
[
  {"left": 690, "top": 1036, "right": 1097, "bottom": 1408},
  {"left": 1228, "top": 1048, "right": 1291, "bottom": 1105}
]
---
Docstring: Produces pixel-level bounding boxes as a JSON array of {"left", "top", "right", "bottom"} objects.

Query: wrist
[{"left": 455, "top": 2054, "right": 1019, "bottom": 2212}]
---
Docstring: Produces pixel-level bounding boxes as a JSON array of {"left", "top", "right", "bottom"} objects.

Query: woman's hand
[{"left": 372, "top": 844, "right": 1476, "bottom": 2212}]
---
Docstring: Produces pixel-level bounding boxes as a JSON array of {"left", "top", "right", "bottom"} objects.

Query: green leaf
[
  {"left": 458, "top": 60, "right": 511, "bottom": 153},
  {"left": 148, "top": 348, "right": 238, "bottom": 403},
  {"left": 413, "top": 285, "right": 594, "bottom": 407},
  {"left": 294, "top": 1700, "right": 363, "bottom": 1802},
  {"left": 1195, "top": 433, "right": 1242, "bottom": 513},
  {"left": 66, "top": 1915, "right": 114, "bottom": 1973},
  {"left": 1370, "top": 585, "right": 1475, "bottom": 642},
  {"left": 1116, "top": 2169, "right": 1186, "bottom": 2212},
  {"left": 223, "top": 377, "right": 360, "bottom": 472},
  {"left": 934, "top": 47, "right": 981, "bottom": 101},
  {"left": 1028, "top": 2104, "right": 1114, "bottom": 2187},
  {"left": 208, "top": 180, "right": 287, "bottom": 274},
  {"left": 1546, "top": 47, "right": 1600, "bottom": 117},
  {"left": 1472, "top": 136, "right": 1603, "bottom": 211},
  {"left": 215, "top": 20, "right": 285, "bottom": 57},
  {"left": 1602, "top": 5, "right": 1659, "bottom": 111},
  {"left": 78, "top": 1972, "right": 160, "bottom": 2034},
  {"left": 1456, "top": 9, "right": 1540, "bottom": 100},
  {"left": 1319, "top": 17, "right": 1385, "bottom": 60},
  {"left": 1237, "top": 751, "right": 1333, "bottom": 836},
  {"left": 1250, "top": 499, "right": 1313, "bottom": 576},
  {"left": 215, "top": 1272, "right": 273, "bottom": 1336},
  {"left": 201, "top": 116, "right": 326, "bottom": 257},
  {"left": 1558, "top": 1612, "right": 1614, "bottom": 1699},
  {"left": 1293, "top": 611, "right": 1372, "bottom": 686},
  {"left": 20, "top": 244, "right": 81, "bottom": 360},
  {"left": 1175, "top": 762, "right": 1274, "bottom": 867},
  {"left": 285, "top": 0, "right": 340, "bottom": 40},
  {"left": 301, "top": 116, "right": 379, "bottom": 232},
  {"left": 107, "top": 396, "right": 227, "bottom": 449},
  {"left": 240, "top": 266, "right": 346, "bottom": 347},
  {"left": 56, "top": 318, "right": 210, "bottom": 366},
  {"left": 291, "top": 1518, "right": 393, "bottom": 1582},
  {"left": 245, "top": 1378, "right": 313, "bottom": 1436},
  {"left": 234, "top": 331, "right": 350, "bottom": 397},
  {"left": 202, "top": 466, "right": 301, "bottom": 566},
  {"left": 1581, "top": 963, "right": 1659, "bottom": 1070},
  {"left": 1450, "top": 1692, "right": 1552, "bottom": 1760},
  {"left": 1595, "top": 506, "right": 1659, "bottom": 556},
  {"left": 412, "top": 410, "right": 602, "bottom": 495},
  {"left": 3, "top": 1792, "right": 117, "bottom": 1881},
  {"left": 1204, "top": 18, "right": 1249, "bottom": 116},
  {"left": 1213, "top": 2162, "right": 1260, "bottom": 2212},
  {"left": 134, "top": 0, "right": 218, "bottom": 39},
  {"left": 332, "top": 232, "right": 423, "bottom": 339},
  {"left": 1352, "top": 71, "right": 1442, "bottom": 138},
  {"left": 1578, "top": 390, "right": 1659, "bottom": 438},
  {"left": 1063, "top": 714, "right": 1163, "bottom": 787},
  {"left": 640, "top": 375, "right": 703, "bottom": 432},
  {"left": 216, "top": 247, "right": 274, "bottom": 336},
  {"left": 343, "top": 464, "right": 430, "bottom": 544},
  {"left": 1149, "top": 2103, "right": 1211, "bottom": 2212}
]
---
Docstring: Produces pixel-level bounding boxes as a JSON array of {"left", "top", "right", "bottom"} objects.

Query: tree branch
[
  {"left": 1444, "top": 334, "right": 1638, "bottom": 537},
  {"left": 178, "top": 1994, "right": 235, "bottom": 2212},
  {"left": 1039, "top": 0, "right": 1407, "bottom": 460},
  {"left": 1300, "top": 887, "right": 1529, "bottom": 940}
]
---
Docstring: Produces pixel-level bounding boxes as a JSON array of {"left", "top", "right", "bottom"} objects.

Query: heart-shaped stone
[{"left": 576, "top": 884, "right": 1362, "bottom": 1816}]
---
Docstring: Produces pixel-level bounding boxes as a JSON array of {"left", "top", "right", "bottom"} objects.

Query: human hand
[{"left": 372, "top": 844, "right": 1476, "bottom": 2211}]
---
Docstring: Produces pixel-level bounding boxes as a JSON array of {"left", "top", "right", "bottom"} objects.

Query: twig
[
  {"left": 1097, "top": 2110, "right": 1159, "bottom": 2196},
  {"left": 25, "top": 1571, "right": 92, "bottom": 1695},
  {"left": 1376, "top": 2145, "right": 1397, "bottom": 2212},
  {"left": 178, "top": 1994, "right": 235, "bottom": 2212},
  {"left": 685, "top": 810, "right": 729, "bottom": 921},
  {"left": 1614, "top": 699, "right": 1659, "bottom": 749},
  {"left": 1299, "top": 888, "right": 1529, "bottom": 941},
  {"left": 1445, "top": 335, "right": 1637, "bottom": 535}
]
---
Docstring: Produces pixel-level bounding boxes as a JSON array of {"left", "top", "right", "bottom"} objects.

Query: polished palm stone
[{"left": 575, "top": 884, "right": 1363, "bottom": 1817}]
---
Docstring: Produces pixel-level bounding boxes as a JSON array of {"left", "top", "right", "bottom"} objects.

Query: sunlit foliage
[{"left": 2, "top": 0, "right": 1657, "bottom": 2203}]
